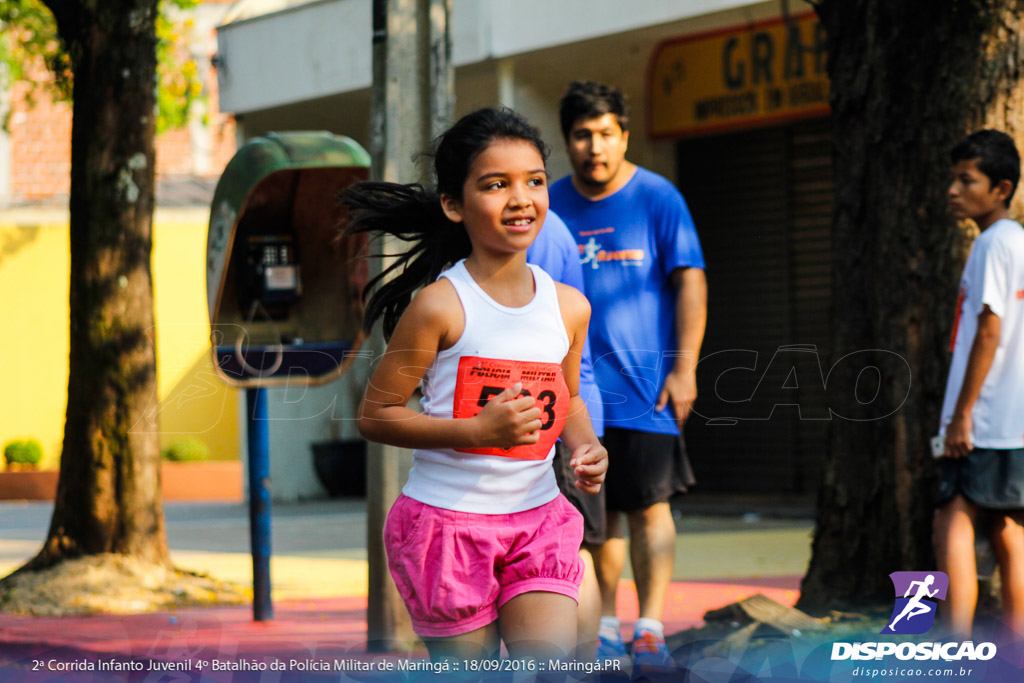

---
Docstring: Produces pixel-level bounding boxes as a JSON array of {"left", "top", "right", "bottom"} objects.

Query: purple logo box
[{"left": 881, "top": 571, "right": 949, "bottom": 635}]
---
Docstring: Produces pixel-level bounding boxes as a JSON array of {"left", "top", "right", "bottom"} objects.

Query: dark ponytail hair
[{"left": 341, "top": 107, "right": 549, "bottom": 340}]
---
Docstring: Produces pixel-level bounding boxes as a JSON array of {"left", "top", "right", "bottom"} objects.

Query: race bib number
[{"left": 452, "top": 356, "right": 570, "bottom": 460}]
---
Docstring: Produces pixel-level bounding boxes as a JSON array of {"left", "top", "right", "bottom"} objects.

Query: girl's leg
[
  {"left": 423, "top": 622, "right": 500, "bottom": 662},
  {"left": 990, "top": 513, "right": 1024, "bottom": 636},
  {"left": 498, "top": 591, "right": 578, "bottom": 660},
  {"left": 576, "top": 548, "right": 601, "bottom": 660},
  {"left": 934, "top": 495, "right": 978, "bottom": 636}
]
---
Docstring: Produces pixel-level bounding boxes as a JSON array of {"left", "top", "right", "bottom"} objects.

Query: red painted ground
[{"left": 0, "top": 577, "right": 800, "bottom": 665}]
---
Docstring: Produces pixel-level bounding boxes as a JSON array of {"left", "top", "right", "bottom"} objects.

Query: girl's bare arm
[
  {"left": 555, "top": 283, "right": 607, "bottom": 493},
  {"left": 358, "top": 280, "right": 543, "bottom": 450}
]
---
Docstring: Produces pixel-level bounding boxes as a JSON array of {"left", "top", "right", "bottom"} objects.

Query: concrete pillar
[
  {"left": 497, "top": 57, "right": 515, "bottom": 109},
  {"left": 366, "top": 0, "right": 453, "bottom": 652}
]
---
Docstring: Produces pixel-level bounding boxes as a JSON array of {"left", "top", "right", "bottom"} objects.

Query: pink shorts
[{"left": 384, "top": 494, "right": 584, "bottom": 638}]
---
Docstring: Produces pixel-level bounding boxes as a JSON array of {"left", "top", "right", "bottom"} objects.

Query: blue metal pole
[{"left": 246, "top": 387, "right": 274, "bottom": 621}]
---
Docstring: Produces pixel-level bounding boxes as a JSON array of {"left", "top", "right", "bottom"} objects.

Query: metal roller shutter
[{"left": 677, "top": 117, "right": 833, "bottom": 496}]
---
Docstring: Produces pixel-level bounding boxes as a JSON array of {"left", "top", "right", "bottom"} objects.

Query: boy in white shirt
[{"left": 935, "top": 129, "right": 1024, "bottom": 637}]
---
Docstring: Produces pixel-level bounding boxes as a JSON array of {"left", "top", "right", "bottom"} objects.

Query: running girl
[{"left": 342, "top": 108, "right": 607, "bottom": 662}]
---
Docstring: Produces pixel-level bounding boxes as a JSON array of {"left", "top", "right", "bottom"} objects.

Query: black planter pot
[{"left": 312, "top": 440, "right": 367, "bottom": 497}]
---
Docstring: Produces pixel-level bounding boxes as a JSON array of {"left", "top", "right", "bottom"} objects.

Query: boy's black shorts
[
  {"left": 936, "top": 447, "right": 1024, "bottom": 510},
  {"left": 552, "top": 441, "right": 606, "bottom": 546},
  {"left": 602, "top": 426, "right": 695, "bottom": 512}
]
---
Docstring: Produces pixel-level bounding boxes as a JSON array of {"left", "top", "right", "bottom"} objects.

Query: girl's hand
[
  {"left": 473, "top": 382, "right": 544, "bottom": 448},
  {"left": 570, "top": 442, "right": 608, "bottom": 494}
]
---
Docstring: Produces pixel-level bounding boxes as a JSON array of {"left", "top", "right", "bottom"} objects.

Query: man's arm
[
  {"left": 655, "top": 267, "right": 707, "bottom": 427},
  {"left": 945, "top": 305, "right": 1001, "bottom": 459}
]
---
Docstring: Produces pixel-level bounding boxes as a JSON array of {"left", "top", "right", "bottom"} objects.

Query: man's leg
[
  {"left": 594, "top": 510, "right": 626, "bottom": 618},
  {"left": 934, "top": 495, "right": 979, "bottom": 637},
  {"left": 592, "top": 510, "right": 629, "bottom": 659},
  {"left": 990, "top": 513, "right": 1024, "bottom": 636},
  {"left": 627, "top": 500, "right": 676, "bottom": 621}
]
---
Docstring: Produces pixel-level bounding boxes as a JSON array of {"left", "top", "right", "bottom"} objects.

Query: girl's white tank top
[{"left": 401, "top": 259, "right": 571, "bottom": 514}]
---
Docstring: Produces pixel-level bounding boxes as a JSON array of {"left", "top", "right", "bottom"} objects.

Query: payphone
[
  {"left": 237, "top": 232, "right": 302, "bottom": 315},
  {"left": 206, "top": 131, "right": 371, "bottom": 622},
  {"left": 207, "top": 131, "right": 371, "bottom": 384}
]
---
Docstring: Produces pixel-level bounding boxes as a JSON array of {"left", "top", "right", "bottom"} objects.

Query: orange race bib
[{"left": 452, "top": 356, "right": 570, "bottom": 459}]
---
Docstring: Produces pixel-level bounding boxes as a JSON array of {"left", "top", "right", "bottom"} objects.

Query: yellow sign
[{"left": 648, "top": 13, "right": 829, "bottom": 138}]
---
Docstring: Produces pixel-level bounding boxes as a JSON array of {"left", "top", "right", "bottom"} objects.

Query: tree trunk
[
  {"left": 23, "top": 0, "right": 168, "bottom": 570},
  {"left": 799, "top": 0, "right": 1024, "bottom": 613}
]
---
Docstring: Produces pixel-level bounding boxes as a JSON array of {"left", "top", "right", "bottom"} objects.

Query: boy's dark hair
[
  {"left": 340, "top": 107, "right": 549, "bottom": 340},
  {"left": 558, "top": 81, "right": 629, "bottom": 141},
  {"left": 951, "top": 129, "right": 1021, "bottom": 207}
]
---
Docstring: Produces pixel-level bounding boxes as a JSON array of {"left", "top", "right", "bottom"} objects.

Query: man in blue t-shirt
[{"left": 549, "top": 81, "right": 707, "bottom": 672}]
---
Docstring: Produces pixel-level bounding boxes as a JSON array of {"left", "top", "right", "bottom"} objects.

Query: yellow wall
[{"left": 0, "top": 208, "right": 239, "bottom": 469}]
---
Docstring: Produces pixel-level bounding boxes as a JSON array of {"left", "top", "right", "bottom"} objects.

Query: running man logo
[
  {"left": 881, "top": 571, "right": 949, "bottom": 635},
  {"left": 578, "top": 237, "right": 645, "bottom": 270}
]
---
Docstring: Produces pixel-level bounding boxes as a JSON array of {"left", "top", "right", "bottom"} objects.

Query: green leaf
[{"left": 0, "top": 0, "right": 206, "bottom": 133}]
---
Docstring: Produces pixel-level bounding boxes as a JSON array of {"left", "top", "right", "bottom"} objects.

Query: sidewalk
[{"left": 0, "top": 498, "right": 813, "bottom": 680}]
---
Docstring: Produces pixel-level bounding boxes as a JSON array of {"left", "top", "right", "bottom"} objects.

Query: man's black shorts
[
  {"left": 602, "top": 426, "right": 695, "bottom": 512},
  {"left": 552, "top": 441, "right": 606, "bottom": 546}
]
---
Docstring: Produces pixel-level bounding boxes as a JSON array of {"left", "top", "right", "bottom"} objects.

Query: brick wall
[
  {"left": 6, "top": 13, "right": 236, "bottom": 205},
  {"left": 206, "top": 59, "right": 238, "bottom": 174},
  {"left": 8, "top": 75, "right": 72, "bottom": 201}
]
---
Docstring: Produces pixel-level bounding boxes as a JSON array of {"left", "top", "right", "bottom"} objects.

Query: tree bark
[
  {"left": 799, "top": 0, "right": 1024, "bottom": 613},
  {"left": 22, "top": 0, "right": 169, "bottom": 570}
]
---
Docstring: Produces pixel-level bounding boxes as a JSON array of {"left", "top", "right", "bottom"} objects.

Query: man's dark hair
[
  {"left": 951, "top": 129, "right": 1021, "bottom": 207},
  {"left": 558, "top": 81, "right": 629, "bottom": 141}
]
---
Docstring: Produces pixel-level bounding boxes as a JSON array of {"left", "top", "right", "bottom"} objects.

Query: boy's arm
[{"left": 945, "top": 306, "right": 1001, "bottom": 459}]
